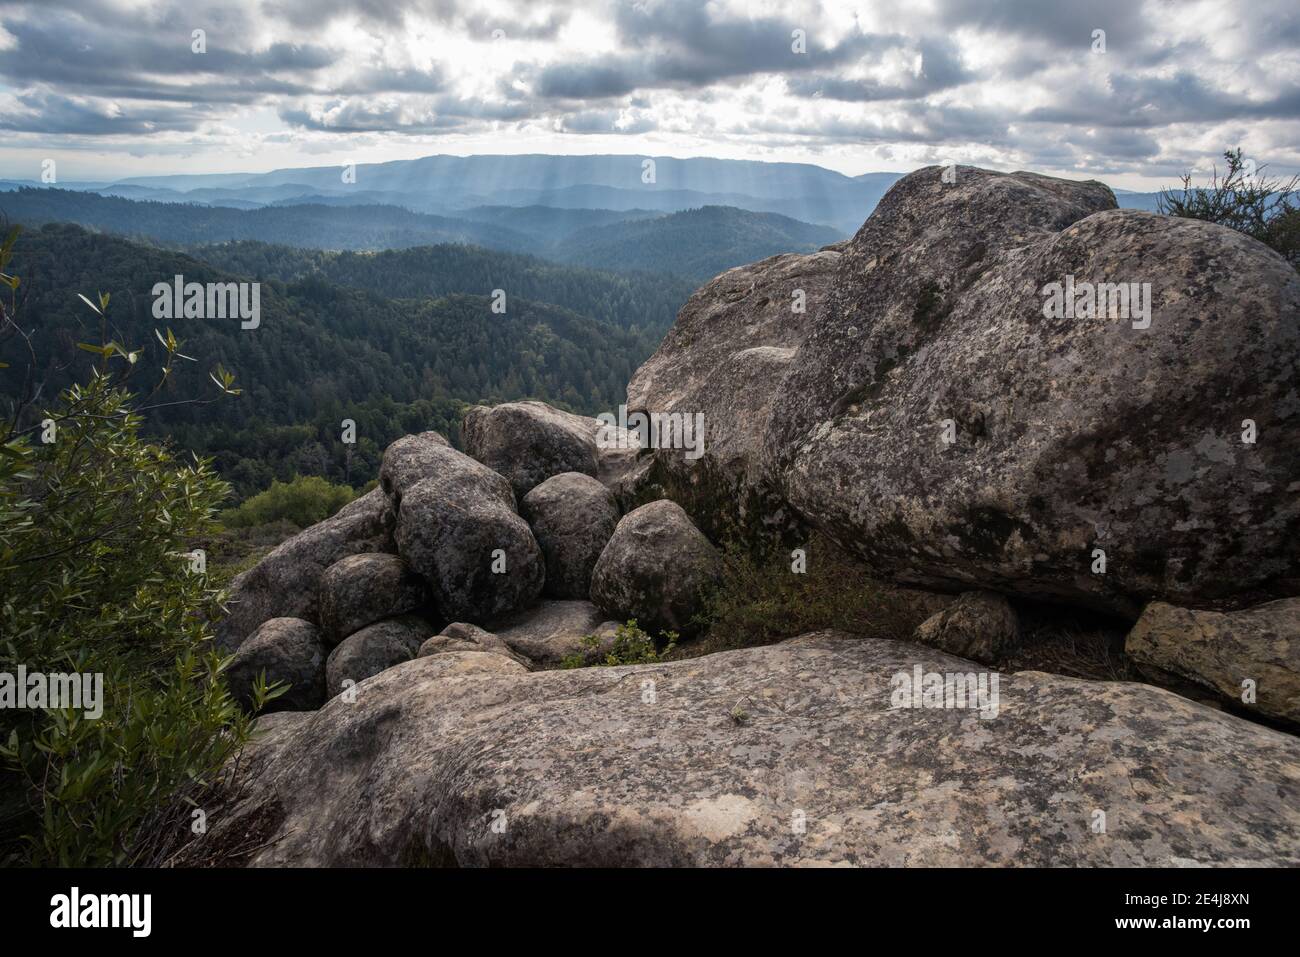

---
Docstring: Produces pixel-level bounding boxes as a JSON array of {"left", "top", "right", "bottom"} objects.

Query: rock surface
[
  {"left": 418, "top": 622, "right": 533, "bottom": 669},
  {"left": 225, "top": 617, "right": 328, "bottom": 713},
  {"left": 521, "top": 472, "right": 620, "bottom": 599},
  {"left": 462, "top": 400, "right": 600, "bottom": 499},
  {"left": 325, "top": 616, "right": 432, "bottom": 699},
  {"left": 590, "top": 500, "right": 721, "bottom": 637},
  {"left": 486, "top": 600, "right": 615, "bottom": 666},
  {"left": 913, "top": 591, "right": 1019, "bottom": 664},
  {"left": 216, "top": 488, "right": 395, "bottom": 651},
  {"left": 318, "top": 553, "right": 427, "bottom": 645},
  {"left": 186, "top": 632, "right": 1300, "bottom": 866},
  {"left": 1126, "top": 598, "right": 1300, "bottom": 725},
  {"left": 392, "top": 443, "right": 544, "bottom": 623}
]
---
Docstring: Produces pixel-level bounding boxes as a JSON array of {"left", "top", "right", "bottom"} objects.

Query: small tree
[{"left": 1158, "top": 148, "right": 1300, "bottom": 268}]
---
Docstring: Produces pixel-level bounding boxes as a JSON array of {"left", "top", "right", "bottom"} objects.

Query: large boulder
[
  {"left": 225, "top": 617, "right": 328, "bottom": 713},
  {"left": 487, "top": 600, "right": 617, "bottom": 667},
  {"left": 318, "top": 553, "right": 428, "bottom": 645},
  {"left": 181, "top": 632, "right": 1300, "bottom": 866},
  {"left": 625, "top": 246, "right": 841, "bottom": 541},
  {"left": 216, "top": 488, "right": 395, "bottom": 651},
  {"left": 324, "top": 615, "right": 432, "bottom": 699},
  {"left": 590, "top": 500, "right": 721, "bottom": 638},
  {"left": 392, "top": 444, "right": 545, "bottom": 623},
  {"left": 462, "top": 400, "right": 600, "bottom": 499},
  {"left": 1126, "top": 598, "right": 1300, "bottom": 725},
  {"left": 378, "top": 430, "right": 452, "bottom": 507},
  {"left": 912, "top": 591, "right": 1019, "bottom": 664},
  {"left": 521, "top": 472, "right": 620, "bottom": 599},
  {"left": 631, "top": 166, "right": 1299, "bottom": 616}
]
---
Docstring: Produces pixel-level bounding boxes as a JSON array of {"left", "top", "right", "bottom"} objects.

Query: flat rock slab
[{"left": 189, "top": 633, "right": 1300, "bottom": 867}]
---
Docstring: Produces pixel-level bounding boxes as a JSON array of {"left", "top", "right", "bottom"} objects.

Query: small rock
[
  {"left": 521, "top": 472, "right": 620, "bottom": 599},
  {"left": 318, "top": 553, "right": 427, "bottom": 645},
  {"left": 590, "top": 500, "right": 721, "bottom": 638},
  {"left": 418, "top": 622, "right": 533, "bottom": 669},
  {"left": 325, "top": 615, "right": 432, "bottom": 699},
  {"left": 912, "top": 591, "right": 1019, "bottom": 664},
  {"left": 226, "top": 617, "right": 328, "bottom": 713}
]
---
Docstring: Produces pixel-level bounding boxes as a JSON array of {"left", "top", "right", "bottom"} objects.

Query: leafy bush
[
  {"left": 560, "top": 620, "right": 678, "bottom": 668},
  {"left": 694, "top": 534, "right": 927, "bottom": 651},
  {"left": 220, "top": 474, "right": 356, "bottom": 529},
  {"left": 0, "top": 233, "right": 263, "bottom": 866},
  {"left": 1159, "top": 148, "right": 1299, "bottom": 269}
]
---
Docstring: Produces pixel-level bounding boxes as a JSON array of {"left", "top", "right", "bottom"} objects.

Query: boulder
[
  {"left": 324, "top": 615, "right": 432, "bottom": 699},
  {"left": 1126, "top": 598, "right": 1300, "bottom": 725},
  {"left": 418, "top": 622, "right": 533, "bottom": 669},
  {"left": 590, "top": 500, "right": 721, "bottom": 637},
  {"left": 392, "top": 444, "right": 544, "bottom": 623},
  {"left": 216, "top": 488, "right": 395, "bottom": 651},
  {"left": 629, "top": 165, "right": 1300, "bottom": 615},
  {"left": 461, "top": 400, "right": 600, "bottom": 498},
  {"left": 487, "top": 600, "right": 616, "bottom": 667},
  {"left": 378, "top": 430, "right": 452, "bottom": 507},
  {"left": 225, "top": 617, "right": 328, "bottom": 713},
  {"left": 182, "top": 632, "right": 1300, "bottom": 866},
  {"left": 913, "top": 591, "right": 1019, "bottom": 664},
  {"left": 625, "top": 246, "right": 841, "bottom": 541},
  {"left": 521, "top": 472, "right": 620, "bottom": 599},
  {"left": 318, "top": 553, "right": 428, "bottom": 645}
]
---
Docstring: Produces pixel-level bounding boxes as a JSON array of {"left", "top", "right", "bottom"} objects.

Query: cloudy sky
[{"left": 0, "top": 0, "right": 1297, "bottom": 188}]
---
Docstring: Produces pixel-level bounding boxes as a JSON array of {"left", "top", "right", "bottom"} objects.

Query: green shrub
[
  {"left": 220, "top": 474, "right": 356, "bottom": 529},
  {"left": 560, "top": 620, "right": 678, "bottom": 669}
]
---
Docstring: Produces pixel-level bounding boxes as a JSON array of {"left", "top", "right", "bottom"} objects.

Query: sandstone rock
[
  {"left": 1126, "top": 598, "right": 1300, "bottom": 725},
  {"left": 393, "top": 444, "right": 544, "bottom": 623},
  {"left": 486, "top": 600, "right": 615, "bottom": 666},
  {"left": 318, "top": 553, "right": 428, "bottom": 645},
  {"left": 418, "top": 622, "right": 533, "bottom": 669},
  {"left": 590, "top": 500, "right": 721, "bottom": 637},
  {"left": 225, "top": 617, "right": 328, "bottom": 713},
  {"left": 185, "top": 632, "right": 1300, "bottom": 866},
  {"left": 521, "top": 472, "right": 620, "bottom": 599},
  {"left": 216, "top": 488, "right": 395, "bottom": 651},
  {"left": 625, "top": 246, "right": 840, "bottom": 541},
  {"left": 913, "top": 591, "right": 1019, "bottom": 664},
  {"left": 325, "top": 615, "right": 432, "bottom": 699},
  {"left": 462, "top": 400, "right": 600, "bottom": 498}
]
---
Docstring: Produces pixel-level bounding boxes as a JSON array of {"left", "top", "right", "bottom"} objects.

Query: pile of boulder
[
  {"left": 199, "top": 166, "right": 1300, "bottom": 867},
  {"left": 218, "top": 402, "right": 723, "bottom": 712}
]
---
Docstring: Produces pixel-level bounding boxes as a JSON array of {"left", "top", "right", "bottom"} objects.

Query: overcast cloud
[{"left": 0, "top": 0, "right": 1296, "bottom": 187}]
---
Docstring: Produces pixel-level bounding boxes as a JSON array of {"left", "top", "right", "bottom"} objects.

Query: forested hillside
[{"left": 1, "top": 223, "right": 657, "bottom": 497}]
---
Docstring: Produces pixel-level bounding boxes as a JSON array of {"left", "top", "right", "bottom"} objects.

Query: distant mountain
[
  {"left": 0, "top": 188, "right": 534, "bottom": 252},
  {"left": 1114, "top": 192, "right": 1166, "bottom": 212},
  {"left": 550, "top": 206, "right": 844, "bottom": 281}
]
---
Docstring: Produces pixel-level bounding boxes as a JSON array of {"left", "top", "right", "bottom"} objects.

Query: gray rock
[
  {"left": 324, "top": 615, "right": 432, "bottom": 699},
  {"left": 393, "top": 444, "right": 544, "bottom": 624},
  {"left": 318, "top": 552, "right": 428, "bottom": 645},
  {"left": 225, "top": 617, "right": 328, "bottom": 713},
  {"left": 378, "top": 431, "right": 453, "bottom": 507},
  {"left": 1126, "top": 598, "right": 1300, "bottom": 725},
  {"left": 521, "top": 472, "right": 620, "bottom": 599},
  {"left": 625, "top": 246, "right": 840, "bottom": 542},
  {"left": 590, "top": 500, "right": 721, "bottom": 638},
  {"left": 186, "top": 632, "right": 1300, "bottom": 866},
  {"left": 462, "top": 400, "right": 600, "bottom": 498},
  {"left": 418, "top": 622, "right": 533, "bottom": 669},
  {"left": 216, "top": 488, "right": 395, "bottom": 651},
  {"left": 487, "top": 600, "right": 614, "bottom": 666},
  {"left": 913, "top": 591, "right": 1019, "bottom": 664}
]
